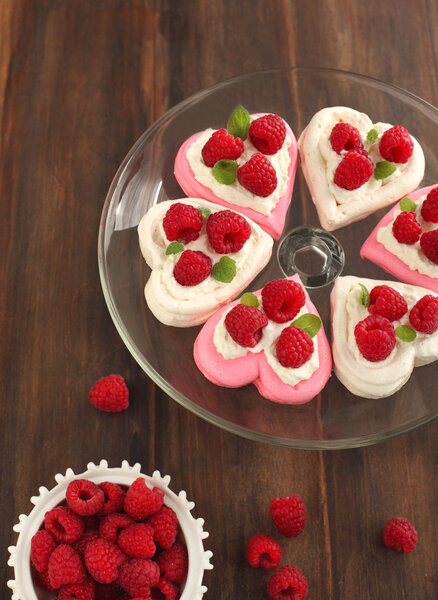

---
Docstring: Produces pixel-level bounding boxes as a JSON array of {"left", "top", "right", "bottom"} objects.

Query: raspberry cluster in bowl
[{"left": 8, "top": 461, "right": 213, "bottom": 600}]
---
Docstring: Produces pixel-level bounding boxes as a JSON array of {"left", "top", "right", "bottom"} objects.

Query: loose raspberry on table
[
  {"left": 267, "top": 565, "right": 308, "bottom": 600},
  {"left": 409, "top": 295, "right": 438, "bottom": 334},
  {"left": 156, "top": 542, "right": 188, "bottom": 584},
  {"left": 392, "top": 211, "right": 422, "bottom": 245},
  {"left": 45, "top": 506, "right": 85, "bottom": 544},
  {"left": 148, "top": 506, "right": 178, "bottom": 549},
  {"left": 249, "top": 114, "right": 286, "bottom": 155},
  {"left": 421, "top": 187, "right": 438, "bottom": 222},
  {"left": 383, "top": 517, "right": 417, "bottom": 553},
  {"left": 100, "top": 513, "right": 135, "bottom": 543},
  {"left": 98, "top": 482, "right": 126, "bottom": 516},
  {"left": 379, "top": 125, "right": 413, "bottom": 163},
  {"left": 124, "top": 478, "right": 164, "bottom": 521},
  {"left": 329, "top": 122, "right": 363, "bottom": 155},
  {"left": 201, "top": 128, "right": 244, "bottom": 167},
  {"left": 89, "top": 374, "right": 129, "bottom": 413},
  {"left": 368, "top": 285, "right": 408, "bottom": 321},
  {"left": 31, "top": 529, "right": 57, "bottom": 573},
  {"left": 270, "top": 495, "right": 306, "bottom": 537},
  {"left": 151, "top": 577, "right": 179, "bottom": 600},
  {"left": 262, "top": 279, "right": 305, "bottom": 323},
  {"left": 206, "top": 210, "right": 251, "bottom": 254},
  {"left": 237, "top": 153, "right": 277, "bottom": 197},
  {"left": 118, "top": 558, "right": 160, "bottom": 597},
  {"left": 173, "top": 249, "right": 212, "bottom": 286},
  {"left": 66, "top": 479, "right": 105, "bottom": 516},
  {"left": 118, "top": 523, "right": 156, "bottom": 559},
  {"left": 247, "top": 533, "right": 282, "bottom": 569},
  {"left": 333, "top": 150, "right": 374, "bottom": 190},
  {"left": 224, "top": 304, "right": 268, "bottom": 347},
  {"left": 420, "top": 229, "right": 438, "bottom": 265},
  {"left": 276, "top": 326, "right": 314, "bottom": 369},
  {"left": 162, "top": 202, "right": 203, "bottom": 243},
  {"left": 85, "top": 538, "right": 125, "bottom": 584},
  {"left": 354, "top": 314, "right": 396, "bottom": 362},
  {"left": 73, "top": 530, "right": 100, "bottom": 560},
  {"left": 57, "top": 577, "right": 95, "bottom": 600},
  {"left": 48, "top": 544, "right": 86, "bottom": 589}
]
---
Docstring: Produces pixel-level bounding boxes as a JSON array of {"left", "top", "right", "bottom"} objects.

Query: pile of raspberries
[{"left": 30, "top": 477, "right": 188, "bottom": 599}]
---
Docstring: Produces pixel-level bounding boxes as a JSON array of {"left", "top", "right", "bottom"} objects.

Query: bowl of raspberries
[{"left": 7, "top": 460, "right": 213, "bottom": 600}]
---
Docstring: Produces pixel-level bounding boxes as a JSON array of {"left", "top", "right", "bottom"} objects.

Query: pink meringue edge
[
  {"left": 193, "top": 274, "right": 332, "bottom": 405},
  {"left": 360, "top": 184, "right": 438, "bottom": 294},
  {"left": 174, "top": 113, "right": 298, "bottom": 240}
]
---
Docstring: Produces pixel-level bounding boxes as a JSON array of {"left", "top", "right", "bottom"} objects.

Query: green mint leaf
[
  {"left": 395, "top": 325, "right": 416, "bottom": 342},
  {"left": 399, "top": 197, "right": 416, "bottom": 212},
  {"left": 165, "top": 241, "right": 184, "bottom": 255},
  {"left": 374, "top": 161, "right": 396, "bottom": 180},
  {"left": 359, "top": 283, "right": 370, "bottom": 308},
  {"left": 290, "top": 313, "right": 322, "bottom": 338},
  {"left": 211, "top": 256, "right": 237, "bottom": 283},
  {"left": 240, "top": 292, "right": 259, "bottom": 308},
  {"left": 366, "top": 128, "right": 378, "bottom": 144},
  {"left": 227, "top": 105, "right": 250, "bottom": 140},
  {"left": 198, "top": 206, "right": 211, "bottom": 219},
  {"left": 212, "top": 159, "right": 238, "bottom": 185}
]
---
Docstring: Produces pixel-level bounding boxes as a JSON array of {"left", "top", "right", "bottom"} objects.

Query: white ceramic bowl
[{"left": 7, "top": 460, "right": 213, "bottom": 600}]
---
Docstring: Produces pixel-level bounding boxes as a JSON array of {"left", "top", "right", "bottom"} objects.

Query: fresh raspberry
[
  {"left": 118, "top": 523, "right": 156, "bottom": 558},
  {"left": 124, "top": 478, "right": 164, "bottom": 521},
  {"left": 173, "top": 249, "right": 212, "bottom": 286},
  {"left": 276, "top": 327, "right": 314, "bottom": 369},
  {"left": 261, "top": 279, "right": 305, "bottom": 323},
  {"left": 368, "top": 285, "right": 408, "bottom": 321},
  {"left": 409, "top": 295, "right": 438, "bottom": 334},
  {"left": 270, "top": 495, "right": 306, "bottom": 537},
  {"left": 249, "top": 114, "right": 286, "bottom": 154},
  {"left": 31, "top": 529, "right": 57, "bottom": 573},
  {"left": 206, "top": 210, "right": 251, "bottom": 254},
  {"left": 94, "top": 582, "right": 123, "bottom": 600},
  {"left": 150, "top": 577, "right": 179, "bottom": 600},
  {"left": 98, "top": 482, "right": 126, "bottom": 516},
  {"left": 333, "top": 150, "right": 373, "bottom": 190},
  {"left": 420, "top": 230, "right": 438, "bottom": 265},
  {"left": 58, "top": 578, "right": 95, "bottom": 600},
  {"left": 224, "top": 304, "right": 268, "bottom": 347},
  {"left": 73, "top": 530, "right": 100, "bottom": 560},
  {"left": 383, "top": 517, "right": 417, "bottom": 553},
  {"left": 147, "top": 506, "right": 178, "bottom": 549},
  {"left": 66, "top": 479, "right": 105, "bottom": 516},
  {"left": 421, "top": 187, "right": 438, "bottom": 222},
  {"left": 329, "top": 122, "right": 363, "bottom": 154},
  {"left": 45, "top": 506, "right": 85, "bottom": 544},
  {"left": 36, "top": 569, "right": 57, "bottom": 592},
  {"left": 85, "top": 538, "right": 126, "bottom": 584},
  {"left": 100, "top": 513, "right": 135, "bottom": 543},
  {"left": 201, "top": 128, "right": 244, "bottom": 167},
  {"left": 392, "top": 211, "right": 422, "bottom": 245},
  {"left": 156, "top": 542, "right": 188, "bottom": 584},
  {"left": 354, "top": 315, "right": 396, "bottom": 362},
  {"left": 89, "top": 375, "right": 129, "bottom": 413},
  {"left": 162, "top": 202, "right": 203, "bottom": 243},
  {"left": 379, "top": 125, "right": 413, "bottom": 163},
  {"left": 267, "top": 565, "right": 308, "bottom": 600},
  {"left": 48, "top": 544, "right": 86, "bottom": 589},
  {"left": 237, "top": 153, "right": 277, "bottom": 197},
  {"left": 118, "top": 559, "right": 160, "bottom": 597},
  {"left": 247, "top": 534, "right": 282, "bottom": 569}
]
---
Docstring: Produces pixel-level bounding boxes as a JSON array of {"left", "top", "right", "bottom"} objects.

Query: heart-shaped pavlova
[
  {"left": 298, "top": 106, "right": 425, "bottom": 231},
  {"left": 174, "top": 106, "right": 298, "bottom": 240},
  {"left": 194, "top": 274, "right": 332, "bottom": 404}
]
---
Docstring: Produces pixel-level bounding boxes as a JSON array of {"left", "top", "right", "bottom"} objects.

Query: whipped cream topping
[
  {"left": 213, "top": 303, "right": 319, "bottom": 387},
  {"left": 377, "top": 195, "right": 438, "bottom": 278},
  {"left": 186, "top": 118, "right": 292, "bottom": 216}
]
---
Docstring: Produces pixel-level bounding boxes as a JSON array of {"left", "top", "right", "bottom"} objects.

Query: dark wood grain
[{"left": 1, "top": 1, "right": 437, "bottom": 599}]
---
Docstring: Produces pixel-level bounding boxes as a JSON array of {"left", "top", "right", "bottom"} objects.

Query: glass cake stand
[{"left": 98, "top": 67, "right": 438, "bottom": 449}]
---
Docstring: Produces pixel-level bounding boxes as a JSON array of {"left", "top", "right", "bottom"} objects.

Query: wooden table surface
[{"left": 1, "top": 1, "right": 437, "bottom": 598}]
